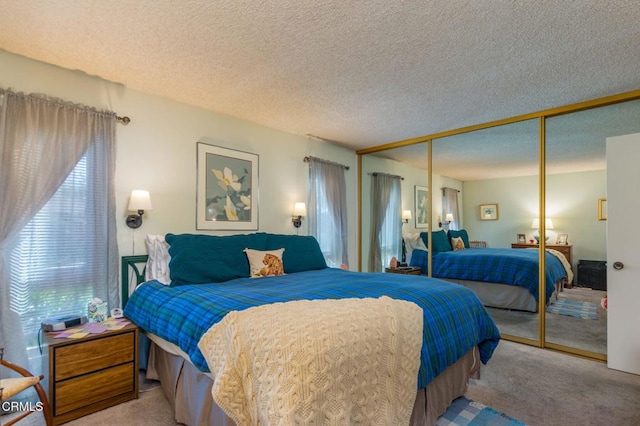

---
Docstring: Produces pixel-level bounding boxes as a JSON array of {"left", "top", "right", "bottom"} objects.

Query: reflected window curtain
[
  {"left": 308, "top": 157, "right": 349, "bottom": 268},
  {"left": 0, "top": 89, "right": 119, "bottom": 369},
  {"left": 370, "top": 173, "right": 402, "bottom": 272},
  {"left": 442, "top": 187, "right": 460, "bottom": 230}
]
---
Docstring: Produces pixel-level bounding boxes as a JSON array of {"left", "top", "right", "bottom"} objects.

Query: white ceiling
[{"left": 1, "top": 1, "right": 639, "bottom": 166}]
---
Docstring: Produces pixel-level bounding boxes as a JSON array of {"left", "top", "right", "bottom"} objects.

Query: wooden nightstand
[
  {"left": 385, "top": 266, "right": 422, "bottom": 275},
  {"left": 43, "top": 322, "right": 138, "bottom": 425}
]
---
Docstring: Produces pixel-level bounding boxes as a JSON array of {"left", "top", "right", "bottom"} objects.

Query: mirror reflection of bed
[{"left": 360, "top": 101, "right": 640, "bottom": 360}]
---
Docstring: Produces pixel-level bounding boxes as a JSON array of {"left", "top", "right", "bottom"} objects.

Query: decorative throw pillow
[
  {"left": 451, "top": 236, "right": 465, "bottom": 251},
  {"left": 244, "top": 248, "right": 285, "bottom": 277}
]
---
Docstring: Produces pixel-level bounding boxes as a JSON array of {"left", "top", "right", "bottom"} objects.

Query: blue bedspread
[
  {"left": 124, "top": 268, "right": 500, "bottom": 390},
  {"left": 410, "top": 248, "right": 566, "bottom": 302}
]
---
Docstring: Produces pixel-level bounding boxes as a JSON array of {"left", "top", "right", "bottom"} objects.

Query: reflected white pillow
[{"left": 145, "top": 234, "right": 171, "bottom": 285}]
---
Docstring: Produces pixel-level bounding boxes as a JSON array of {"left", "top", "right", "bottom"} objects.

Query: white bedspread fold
[
  {"left": 198, "top": 296, "right": 423, "bottom": 426},
  {"left": 547, "top": 248, "right": 574, "bottom": 284}
]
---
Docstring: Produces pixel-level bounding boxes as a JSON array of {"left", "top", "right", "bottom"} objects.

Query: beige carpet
[{"left": 5, "top": 340, "right": 640, "bottom": 425}]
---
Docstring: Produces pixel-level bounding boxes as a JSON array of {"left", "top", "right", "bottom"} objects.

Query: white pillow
[
  {"left": 145, "top": 234, "right": 171, "bottom": 285},
  {"left": 244, "top": 248, "right": 285, "bottom": 278}
]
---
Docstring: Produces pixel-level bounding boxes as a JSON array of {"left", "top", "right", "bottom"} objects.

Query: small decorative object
[
  {"left": 601, "top": 293, "right": 608, "bottom": 310},
  {"left": 517, "top": 233, "right": 526, "bottom": 243},
  {"left": 414, "top": 186, "right": 428, "bottom": 228},
  {"left": 479, "top": 204, "right": 498, "bottom": 220},
  {"left": 196, "top": 143, "right": 259, "bottom": 231},
  {"left": 390, "top": 256, "right": 398, "bottom": 268},
  {"left": 556, "top": 233, "right": 568, "bottom": 245},
  {"left": 87, "top": 298, "right": 108, "bottom": 323},
  {"left": 529, "top": 239, "right": 535, "bottom": 244}
]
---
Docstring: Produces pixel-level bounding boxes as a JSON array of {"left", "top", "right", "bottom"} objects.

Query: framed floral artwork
[
  {"left": 196, "top": 143, "right": 259, "bottom": 230},
  {"left": 414, "top": 185, "right": 428, "bottom": 228},
  {"left": 479, "top": 203, "right": 499, "bottom": 220}
]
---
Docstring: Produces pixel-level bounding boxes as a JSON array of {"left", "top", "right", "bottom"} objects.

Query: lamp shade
[
  {"left": 445, "top": 213, "right": 454, "bottom": 222},
  {"left": 531, "top": 218, "right": 553, "bottom": 229},
  {"left": 292, "top": 202, "right": 307, "bottom": 217},
  {"left": 402, "top": 210, "right": 413, "bottom": 221},
  {"left": 128, "top": 190, "right": 153, "bottom": 211}
]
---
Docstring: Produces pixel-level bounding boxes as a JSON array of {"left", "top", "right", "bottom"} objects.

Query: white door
[{"left": 606, "top": 132, "right": 640, "bottom": 375}]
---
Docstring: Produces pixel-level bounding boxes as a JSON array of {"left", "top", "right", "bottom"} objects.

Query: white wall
[
  {"left": 1, "top": 50, "right": 358, "bottom": 266},
  {"left": 463, "top": 170, "right": 607, "bottom": 269}
]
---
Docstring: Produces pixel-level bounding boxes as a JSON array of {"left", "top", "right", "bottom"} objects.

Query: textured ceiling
[{"left": 1, "top": 1, "right": 639, "bottom": 164}]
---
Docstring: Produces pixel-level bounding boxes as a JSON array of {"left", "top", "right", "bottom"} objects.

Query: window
[
  {"left": 308, "top": 158, "right": 349, "bottom": 268},
  {"left": 8, "top": 143, "right": 111, "bottom": 357}
]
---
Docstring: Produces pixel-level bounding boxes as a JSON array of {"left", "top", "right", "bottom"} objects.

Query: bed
[
  {"left": 122, "top": 232, "right": 500, "bottom": 425},
  {"left": 405, "top": 230, "right": 572, "bottom": 312}
]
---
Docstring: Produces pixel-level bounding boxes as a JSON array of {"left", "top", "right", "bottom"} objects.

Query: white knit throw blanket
[
  {"left": 198, "top": 296, "right": 423, "bottom": 426},
  {"left": 547, "top": 248, "right": 574, "bottom": 284}
]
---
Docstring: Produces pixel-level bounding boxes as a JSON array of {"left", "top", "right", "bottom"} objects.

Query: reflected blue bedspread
[{"left": 410, "top": 248, "right": 566, "bottom": 302}]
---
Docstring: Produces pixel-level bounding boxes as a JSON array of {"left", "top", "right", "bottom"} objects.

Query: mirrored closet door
[
  {"left": 544, "top": 98, "right": 640, "bottom": 358},
  {"left": 432, "top": 119, "right": 540, "bottom": 343}
]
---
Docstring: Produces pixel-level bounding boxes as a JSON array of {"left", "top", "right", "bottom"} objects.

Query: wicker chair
[{"left": 0, "top": 348, "right": 52, "bottom": 426}]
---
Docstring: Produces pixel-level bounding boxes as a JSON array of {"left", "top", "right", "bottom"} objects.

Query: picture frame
[
  {"left": 479, "top": 203, "right": 499, "bottom": 220},
  {"left": 196, "top": 143, "right": 259, "bottom": 230},
  {"left": 414, "top": 185, "right": 428, "bottom": 228},
  {"left": 556, "top": 233, "right": 569, "bottom": 245},
  {"left": 598, "top": 198, "right": 607, "bottom": 221},
  {"left": 517, "top": 233, "right": 526, "bottom": 243}
]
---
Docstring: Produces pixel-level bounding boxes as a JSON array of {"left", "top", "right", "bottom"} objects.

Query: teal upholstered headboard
[{"left": 121, "top": 255, "right": 148, "bottom": 307}]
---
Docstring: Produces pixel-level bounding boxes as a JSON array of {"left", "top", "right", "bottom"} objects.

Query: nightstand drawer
[
  {"left": 55, "top": 363, "right": 135, "bottom": 416},
  {"left": 55, "top": 332, "right": 134, "bottom": 380}
]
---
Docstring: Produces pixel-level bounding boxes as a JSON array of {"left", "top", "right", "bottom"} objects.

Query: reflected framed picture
[
  {"left": 479, "top": 203, "right": 499, "bottom": 220},
  {"left": 517, "top": 233, "right": 526, "bottom": 243},
  {"left": 598, "top": 198, "right": 607, "bottom": 221},
  {"left": 414, "top": 185, "right": 428, "bottom": 228},
  {"left": 556, "top": 233, "right": 568, "bottom": 245},
  {"left": 196, "top": 143, "right": 259, "bottom": 230}
]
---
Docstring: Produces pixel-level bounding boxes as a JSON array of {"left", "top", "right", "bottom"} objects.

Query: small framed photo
[
  {"left": 556, "top": 233, "right": 568, "bottom": 245},
  {"left": 517, "top": 233, "right": 526, "bottom": 243},
  {"left": 598, "top": 198, "right": 607, "bottom": 221},
  {"left": 479, "top": 203, "right": 499, "bottom": 220}
]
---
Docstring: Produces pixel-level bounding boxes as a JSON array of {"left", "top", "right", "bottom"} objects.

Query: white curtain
[
  {"left": 370, "top": 173, "right": 402, "bottom": 272},
  {"left": 0, "top": 89, "right": 119, "bottom": 367},
  {"left": 308, "top": 157, "right": 349, "bottom": 268},
  {"left": 442, "top": 187, "right": 460, "bottom": 231}
]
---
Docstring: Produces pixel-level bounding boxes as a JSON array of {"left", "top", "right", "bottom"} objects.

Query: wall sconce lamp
[
  {"left": 126, "top": 190, "right": 153, "bottom": 229},
  {"left": 402, "top": 210, "right": 412, "bottom": 224},
  {"left": 292, "top": 202, "right": 306, "bottom": 228},
  {"left": 439, "top": 213, "right": 454, "bottom": 228}
]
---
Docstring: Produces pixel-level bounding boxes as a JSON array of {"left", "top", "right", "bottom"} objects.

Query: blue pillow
[
  {"left": 265, "top": 234, "right": 327, "bottom": 273},
  {"left": 448, "top": 229, "right": 470, "bottom": 248},
  {"left": 166, "top": 233, "right": 268, "bottom": 285},
  {"left": 419, "top": 230, "right": 452, "bottom": 253}
]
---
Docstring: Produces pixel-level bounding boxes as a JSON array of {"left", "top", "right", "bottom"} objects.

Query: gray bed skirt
[{"left": 145, "top": 338, "right": 481, "bottom": 426}]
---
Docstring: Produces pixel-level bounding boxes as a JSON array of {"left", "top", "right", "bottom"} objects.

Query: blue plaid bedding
[
  {"left": 410, "top": 248, "right": 566, "bottom": 302},
  {"left": 124, "top": 268, "right": 500, "bottom": 390}
]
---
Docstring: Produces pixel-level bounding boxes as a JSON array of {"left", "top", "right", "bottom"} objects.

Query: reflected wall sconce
[
  {"left": 439, "top": 213, "right": 454, "bottom": 229},
  {"left": 126, "top": 190, "right": 153, "bottom": 229},
  {"left": 402, "top": 210, "right": 412, "bottom": 224},
  {"left": 292, "top": 202, "right": 306, "bottom": 228}
]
